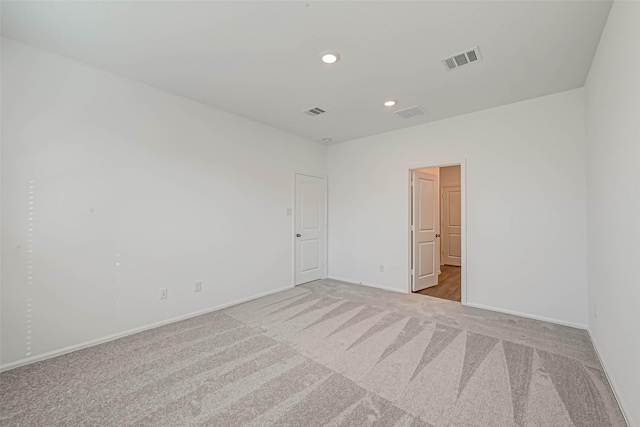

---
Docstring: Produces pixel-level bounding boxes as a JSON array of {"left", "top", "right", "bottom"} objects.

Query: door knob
[
  {"left": 436, "top": 234, "right": 441, "bottom": 238},
  {"left": 296, "top": 234, "right": 302, "bottom": 237}
]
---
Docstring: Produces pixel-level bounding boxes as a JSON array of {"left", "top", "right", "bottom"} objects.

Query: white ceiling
[{"left": 1, "top": 1, "right": 612, "bottom": 144}]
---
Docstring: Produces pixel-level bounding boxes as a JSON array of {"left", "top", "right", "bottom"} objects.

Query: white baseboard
[
  {"left": 463, "top": 302, "right": 587, "bottom": 330},
  {"left": 326, "top": 276, "right": 408, "bottom": 294},
  {"left": 587, "top": 329, "right": 633, "bottom": 427},
  {"left": 0, "top": 285, "right": 294, "bottom": 373},
  {"left": 326, "top": 277, "right": 586, "bottom": 329}
]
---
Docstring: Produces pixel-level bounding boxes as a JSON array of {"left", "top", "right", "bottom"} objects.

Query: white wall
[
  {"left": 585, "top": 1, "right": 640, "bottom": 424},
  {"left": 328, "top": 88, "right": 587, "bottom": 327},
  {"left": 0, "top": 38, "right": 326, "bottom": 368}
]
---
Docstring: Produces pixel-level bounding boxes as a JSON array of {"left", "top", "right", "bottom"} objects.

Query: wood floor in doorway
[{"left": 415, "top": 265, "right": 461, "bottom": 302}]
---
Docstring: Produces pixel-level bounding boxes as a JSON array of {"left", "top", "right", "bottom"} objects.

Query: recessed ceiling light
[
  {"left": 383, "top": 100, "right": 397, "bottom": 107},
  {"left": 323, "top": 138, "right": 332, "bottom": 143},
  {"left": 320, "top": 51, "right": 340, "bottom": 64}
]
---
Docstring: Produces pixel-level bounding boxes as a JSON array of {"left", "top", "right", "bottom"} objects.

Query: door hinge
[
  {"left": 411, "top": 225, "right": 415, "bottom": 232},
  {"left": 411, "top": 180, "right": 415, "bottom": 187},
  {"left": 411, "top": 269, "right": 414, "bottom": 276}
]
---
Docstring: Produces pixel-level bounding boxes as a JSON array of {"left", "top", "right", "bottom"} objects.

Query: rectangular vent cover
[
  {"left": 304, "top": 107, "right": 326, "bottom": 116},
  {"left": 441, "top": 46, "right": 482, "bottom": 71},
  {"left": 395, "top": 105, "right": 426, "bottom": 119}
]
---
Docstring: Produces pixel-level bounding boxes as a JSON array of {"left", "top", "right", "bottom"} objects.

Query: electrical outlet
[
  {"left": 379, "top": 264, "right": 385, "bottom": 272},
  {"left": 195, "top": 281, "right": 202, "bottom": 292},
  {"left": 160, "top": 288, "right": 168, "bottom": 299}
]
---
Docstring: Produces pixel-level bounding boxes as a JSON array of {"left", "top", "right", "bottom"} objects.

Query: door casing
[
  {"left": 292, "top": 172, "right": 327, "bottom": 286},
  {"left": 408, "top": 160, "right": 467, "bottom": 304}
]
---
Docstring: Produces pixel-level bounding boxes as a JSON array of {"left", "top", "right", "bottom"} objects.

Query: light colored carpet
[{"left": 0, "top": 279, "right": 627, "bottom": 426}]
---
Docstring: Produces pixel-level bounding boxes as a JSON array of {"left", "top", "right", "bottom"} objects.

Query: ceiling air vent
[
  {"left": 395, "top": 105, "right": 425, "bottom": 119},
  {"left": 304, "top": 107, "right": 326, "bottom": 117},
  {"left": 441, "top": 46, "right": 482, "bottom": 71}
]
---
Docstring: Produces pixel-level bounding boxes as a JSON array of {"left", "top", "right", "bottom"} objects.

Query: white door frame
[
  {"left": 408, "top": 160, "right": 467, "bottom": 304},
  {"left": 292, "top": 171, "right": 328, "bottom": 286}
]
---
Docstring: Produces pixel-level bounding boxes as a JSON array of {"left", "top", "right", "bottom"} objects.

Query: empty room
[{"left": 1, "top": 1, "right": 639, "bottom": 426}]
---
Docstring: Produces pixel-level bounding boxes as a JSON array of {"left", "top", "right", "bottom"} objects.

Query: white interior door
[
  {"left": 412, "top": 171, "right": 440, "bottom": 291},
  {"left": 442, "top": 186, "right": 462, "bottom": 266},
  {"left": 295, "top": 174, "right": 326, "bottom": 285}
]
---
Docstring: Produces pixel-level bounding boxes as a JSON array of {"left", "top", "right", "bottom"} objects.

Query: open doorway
[{"left": 409, "top": 164, "right": 464, "bottom": 303}]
